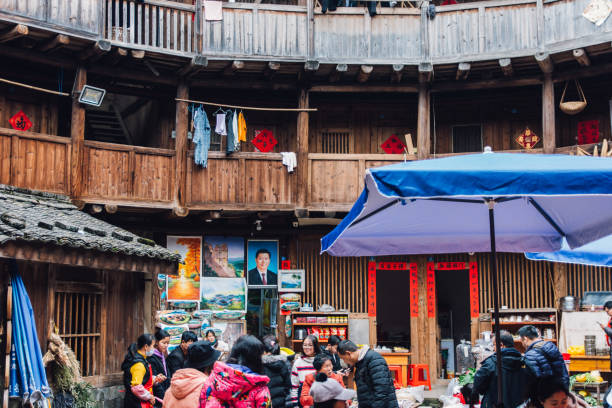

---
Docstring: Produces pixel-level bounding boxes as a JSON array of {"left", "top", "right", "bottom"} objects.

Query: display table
[
  {"left": 380, "top": 352, "right": 412, "bottom": 387},
  {"left": 572, "top": 381, "right": 609, "bottom": 401},
  {"left": 569, "top": 355, "right": 610, "bottom": 373}
]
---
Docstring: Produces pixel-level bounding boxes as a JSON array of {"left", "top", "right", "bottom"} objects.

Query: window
[
  {"left": 54, "top": 288, "right": 102, "bottom": 376},
  {"left": 321, "top": 130, "right": 351, "bottom": 153},
  {"left": 452, "top": 125, "right": 482, "bottom": 153}
]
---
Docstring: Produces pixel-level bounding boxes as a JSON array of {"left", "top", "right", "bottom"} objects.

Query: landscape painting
[
  {"left": 203, "top": 236, "right": 245, "bottom": 277},
  {"left": 167, "top": 236, "right": 202, "bottom": 301},
  {"left": 201, "top": 277, "right": 247, "bottom": 311}
]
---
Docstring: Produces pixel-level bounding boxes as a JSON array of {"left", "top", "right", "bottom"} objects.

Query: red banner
[
  {"left": 436, "top": 262, "right": 466, "bottom": 270},
  {"left": 368, "top": 261, "right": 377, "bottom": 317},
  {"left": 409, "top": 263, "right": 419, "bottom": 317},
  {"left": 377, "top": 262, "right": 408, "bottom": 270},
  {"left": 469, "top": 262, "right": 479, "bottom": 318},
  {"left": 577, "top": 120, "right": 599, "bottom": 145},
  {"left": 426, "top": 262, "right": 436, "bottom": 318}
]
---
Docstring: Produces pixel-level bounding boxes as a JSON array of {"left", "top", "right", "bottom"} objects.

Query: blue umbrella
[
  {"left": 525, "top": 235, "right": 612, "bottom": 267},
  {"left": 321, "top": 151, "right": 612, "bottom": 406},
  {"left": 8, "top": 260, "right": 51, "bottom": 404}
]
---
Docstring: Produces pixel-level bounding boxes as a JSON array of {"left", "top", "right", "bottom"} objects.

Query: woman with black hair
[
  {"left": 262, "top": 335, "right": 291, "bottom": 408},
  {"left": 199, "top": 335, "right": 271, "bottom": 407},
  {"left": 300, "top": 354, "right": 347, "bottom": 408},
  {"left": 289, "top": 335, "right": 321, "bottom": 407},
  {"left": 121, "top": 333, "right": 165, "bottom": 408},
  {"left": 520, "top": 376, "right": 570, "bottom": 408},
  {"left": 148, "top": 330, "right": 170, "bottom": 408},
  {"left": 204, "top": 329, "right": 229, "bottom": 359}
]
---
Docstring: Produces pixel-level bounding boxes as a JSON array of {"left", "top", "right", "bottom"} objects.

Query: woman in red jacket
[{"left": 300, "top": 354, "right": 346, "bottom": 408}]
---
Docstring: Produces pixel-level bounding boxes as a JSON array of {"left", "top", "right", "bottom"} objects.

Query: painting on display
[
  {"left": 203, "top": 236, "right": 245, "bottom": 277},
  {"left": 247, "top": 240, "right": 279, "bottom": 288},
  {"left": 278, "top": 269, "right": 305, "bottom": 292},
  {"left": 201, "top": 277, "right": 247, "bottom": 312},
  {"left": 211, "top": 320, "right": 247, "bottom": 352},
  {"left": 166, "top": 236, "right": 202, "bottom": 301}
]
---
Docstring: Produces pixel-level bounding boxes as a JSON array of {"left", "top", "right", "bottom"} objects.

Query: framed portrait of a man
[{"left": 247, "top": 240, "right": 279, "bottom": 288}]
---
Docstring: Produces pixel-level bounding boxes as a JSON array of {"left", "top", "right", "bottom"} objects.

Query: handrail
[
  {"left": 0, "top": 128, "right": 70, "bottom": 144},
  {"left": 84, "top": 140, "right": 175, "bottom": 156}
]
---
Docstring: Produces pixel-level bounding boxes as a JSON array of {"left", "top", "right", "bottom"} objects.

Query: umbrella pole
[{"left": 489, "top": 202, "right": 504, "bottom": 408}]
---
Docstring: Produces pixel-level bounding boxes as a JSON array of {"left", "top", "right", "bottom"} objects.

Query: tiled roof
[{"left": 0, "top": 184, "right": 179, "bottom": 262}]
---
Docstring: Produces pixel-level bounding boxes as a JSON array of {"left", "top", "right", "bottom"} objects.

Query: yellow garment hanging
[{"left": 237, "top": 112, "right": 247, "bottom": 142}]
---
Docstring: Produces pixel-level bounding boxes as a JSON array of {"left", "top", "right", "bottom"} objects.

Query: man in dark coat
[
  {"left": 247, "top": 248, "right": 277, "bottom": 286},
  {"left": 519, "top": 325, "right": 569, "bottom": 387},
  {"left": 263, "top": 353, "right": 291, "bottom": 408},
  {"left": 166, "top": 331, "right": 197, "bottom": 379},
  {"left": 473, "top": 330, "right": 528, "bottom": 408},
  {"left": 338, "top": 340, "right": 399, "bottom": 408}
]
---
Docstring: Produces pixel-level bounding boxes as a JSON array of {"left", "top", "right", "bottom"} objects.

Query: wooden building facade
[{"left": 0, "top": 0, "right": 611, "bottom": 386}]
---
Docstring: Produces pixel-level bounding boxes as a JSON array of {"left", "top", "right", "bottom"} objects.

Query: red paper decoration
[
  {"left": 367, "top": 261, "right": 377, "bottom": 317},
  {"left": 252, "top": 129, "right": 277, "bottom": 152},
  {"left": 376, "top": 262, "right": 407, "bottom": 270},
  {"left": 436, "top": 262, "right": 466, "bottom": 270},
  {"left": 409, "top": 263, "right": 419, "bottom": 317},
  {"left": 577, "top": 120, "right": 599, "bottom": 145},
  {"left": 281, "top": 260, "right": 291, "bottom": 270},
  {"left": 381, "top": 134, "right": 406, "bottom": 154},
  {"left": 9, "top": 111, "right": 32, "bottom": 132},
  {"left": 516, "top": 127, "right": 540, "bottom": 149},
  {"left": 426, "top": 262, "right": 436, "bottom": 318},
  {"left": 469, "top": 262, "right": 479, "bottom": 318}
]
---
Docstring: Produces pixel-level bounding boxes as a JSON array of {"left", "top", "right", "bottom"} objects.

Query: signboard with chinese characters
[
  {"left": 409, "top": 263, "right": 419, "bottom": 317},
  {"left": 367, "top": 261, "right": 377, "bottom": 317},
  {"left": 426, "top": 263, "right": 436, "bottom": 318},
  {"left": 469, "top": 262, "right": 479, "bottom": 318},
  {"left": 516, "top": 127, "right": 540, "bottom": 149}
]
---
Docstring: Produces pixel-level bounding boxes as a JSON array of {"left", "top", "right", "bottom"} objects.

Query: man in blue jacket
[{"left": 518, "top": 325, "right": 569, "bottom": 388}]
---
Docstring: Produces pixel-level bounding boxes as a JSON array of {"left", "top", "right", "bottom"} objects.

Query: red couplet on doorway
[
  {"left": 426, "top": 263, "right": 436, "bottom": 318},
  {"left": 469, "top": 262, "right": 479, "bottom": 318},
  {"left": 409, "top": 263, "right": 419, "bottom": 317},
  {"left": 368, "top": 261, "right": 377, "bottom": 317}
]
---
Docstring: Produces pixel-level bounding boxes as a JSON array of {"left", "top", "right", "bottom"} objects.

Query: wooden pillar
[
  {"left": 70, "top": 66, "right": 87, "bottom": 198},
  {"left": 542, "top": 74, "right": 556, "bottom": 154},
  {"left": 144, "top": 273, "right": 153, "bottom": 333},
  {"left": 296, "top": 89, "right": 309, "bottom": 209},
  {"left": 417, "top": 83, "right": 431, "bottom": 160},
  {"left": 552, "top": 262, "right": 568, "bottom": 307},
  {"left": 174, "top": 80, "right": 189, "bottom": 216}
]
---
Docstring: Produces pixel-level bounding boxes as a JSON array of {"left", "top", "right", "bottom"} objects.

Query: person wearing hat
[
  {"left": 162, "top": 341, "right": 220, "bottom": 408},
  {"left": 309, "top": 372, "right": 356, "bottom": 408}
]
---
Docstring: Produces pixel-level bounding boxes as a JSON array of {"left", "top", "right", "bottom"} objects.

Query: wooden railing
[{"left": 81, "top": 140, "right": 175, "bottom": 204}]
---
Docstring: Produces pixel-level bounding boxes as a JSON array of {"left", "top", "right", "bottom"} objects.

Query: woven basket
[{"left": 559, "top": 80, "right": 587, "bottom": 115}]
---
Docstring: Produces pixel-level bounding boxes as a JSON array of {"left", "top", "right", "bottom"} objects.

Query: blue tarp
[
  {"left": 321, "top": 152, "right": 612, "bottom": 257},
  {"left": 526, "top": 235, "right": 612, "bottom": 267}
]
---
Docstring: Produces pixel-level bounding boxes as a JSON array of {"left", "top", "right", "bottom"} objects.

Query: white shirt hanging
[{"left": 215, "top": 113, "right": 227, "bottom": 135}]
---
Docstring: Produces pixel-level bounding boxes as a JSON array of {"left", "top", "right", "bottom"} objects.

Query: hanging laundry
[
  {"left": 237, "top": 111, "right": 247, "bottom": 142},
  {"left": 231, "top": 110, "right": 239, "bottom": 150},
  {"left": 280, "top": 152, "right": 297, "bottom": 173},
  {"left": 215, "top": 112, "right": 227, "bottom": 135},
  {"left": 226, "top": 110, "right": 237, "bottom": 153},
  {"left": 192, "top": 106, "right": 211, "bottom": 167}
]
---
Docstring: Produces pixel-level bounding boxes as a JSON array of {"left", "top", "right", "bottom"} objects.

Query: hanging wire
[
  {"left": 0, "top": 77, "right": 69, "bottom": 96},
  {"left": 175, "top": 97, "right": 317, "bottom": 112}
]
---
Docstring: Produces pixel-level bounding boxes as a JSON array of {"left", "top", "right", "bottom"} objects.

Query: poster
[
  {"left": 201, "top": 277, "right": 247, "bottom": 312},
  {"left": 246, "top": 240, "right": 279, "bottom": 288},
  {"left": 278, "top": 269, "right": 305, "bottom": 292},
  {"left": 167, "top": 236, "right": 202, "bottom": 301},
  {"left": 203, "top": 236, "right": 245, "bottom": 277},
  {"left": 280, "top": 293, "right": 301, "bottom": 316}
]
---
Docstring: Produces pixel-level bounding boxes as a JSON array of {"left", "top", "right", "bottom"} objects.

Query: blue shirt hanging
[{"left": 192, "top": 105, "right": 211, "bottom": 167}]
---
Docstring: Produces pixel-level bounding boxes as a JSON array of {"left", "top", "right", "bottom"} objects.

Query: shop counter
[
  {"left": 380, "top": 352, "right": 412, "bottom": 387},
  {"left": 569, "top": 355, "right": 610, "bottom": 373}
]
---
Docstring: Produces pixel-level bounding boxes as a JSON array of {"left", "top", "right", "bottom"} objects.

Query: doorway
[
  {"left": 436, "top": 268, "right": 470, "bottom": 377},
  {"left": 376, "top": 269, "right": 411, "bottom": 349}
]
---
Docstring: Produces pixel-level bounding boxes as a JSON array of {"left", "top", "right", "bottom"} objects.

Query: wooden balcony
[{"left": 0, "top": 0, "right": 609, "bottom": 66}]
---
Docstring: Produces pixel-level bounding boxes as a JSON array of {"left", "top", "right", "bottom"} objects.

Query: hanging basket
[{"left": 559, "top": 80, "right": 587, "bottom": 115}]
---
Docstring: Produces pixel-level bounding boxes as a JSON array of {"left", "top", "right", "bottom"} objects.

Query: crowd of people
[{"left": 121, "top": 324, "right": 597, "bottom": 408}]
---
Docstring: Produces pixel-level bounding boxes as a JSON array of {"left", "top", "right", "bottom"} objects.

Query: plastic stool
[
  {"left": 388, "top": 365, "right": 402, "bottom": 389},
  {"left": 408, "top": 364, "right": 431, "bottom": 390}
]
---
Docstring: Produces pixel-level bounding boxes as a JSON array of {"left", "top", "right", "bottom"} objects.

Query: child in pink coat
[{"left": 200, "top": 335, "right": 271, "bottom": 408}]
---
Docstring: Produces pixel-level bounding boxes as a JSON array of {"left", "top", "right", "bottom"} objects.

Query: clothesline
[
  {"left": 175, "top": 98, "right": 317, "bottom": 112},
  {"left": 0, "top": 77, "right": 70, "bottom": 97}
]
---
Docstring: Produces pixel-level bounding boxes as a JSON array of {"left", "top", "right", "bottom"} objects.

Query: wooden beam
[
  {"left": 417, "top": 82, "right": 431, "bottom": 159},
  {"left": 329, "top": 64, "right": 348, "bottom": 83},
  {"left": 535, "top": 52, "right": 554, "bottom": 74},
  {"left": 391, "top": 64, "right": 404, "bottom": 83},
  {"left": 177, "top": 55, "right": 208, "bottom": 77},
  {"left": 130, "top": 49, "right": 145, "bottom": 59},
  {"left": 111, "top": 103, "right": 134, "bottom": 145},
  {"left": 107, "top": 47, "right": 128, "bottom": 66},
  {"left": 311, "top": 84, "right": 418, "bottom": 93},
  {"left": 78, "top": 40, "right": 111, "bottom": 62},
  {"left": 39, "top": 34, "right": 69, "bottom": 53},
  {"left": 357, "top": 65, "right": 373, "bottom": 83},
  {"left": 20, "top": 37, "right": 37, "bottom": 49},
  {"left": 264, "top": 61, "right": 281, "bottom": 80},
  {"left": 122, "top": 98, "right": 150, "bottom": 119},
  {"left": 223, "top": 60, "right": 245, "bottom": 76},
  {"left": 552, "top": 262, "right": 568, "bottom": 306},
  {"left": 0, "top": 24, "right": 28, "bottom": 44},
  {"left": 542, "top": 73, "right": 555, "bottom": 154},
  {"left": 431, "top": 77, "right": 541, "bottom": 93},
  {"left": 70, "top": 66, "right": 87, "bottom": 198},
  {"left": 499, "top": 58, "right": 514, "bottom": 77},
  {"left": 143, "top": 60, "right": 160, "bottom": 77},
  {"left": 296, "top": 89, "right": 309, "bottom": 208},
  {"left": 456, "top": 62, "right": 471, "bottom": 80},
  {"left": 174, "top": 80, "right": 189, "bottom": 213},
  {"left": 572, "top": 48, "right": 591, "bottom": 67},
  {"left": 418, "top": 62, "right": 433, "bottom": 83}
]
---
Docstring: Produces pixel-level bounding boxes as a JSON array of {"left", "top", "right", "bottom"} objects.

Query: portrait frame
[
  {"left": 278, "top": 269, "right": 305, "bottom": 292},
  {"left": 246, "top": 240, "right": 279, "bottom": 288}
]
